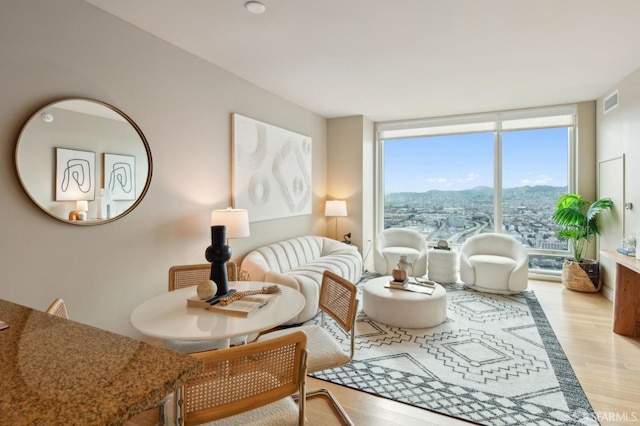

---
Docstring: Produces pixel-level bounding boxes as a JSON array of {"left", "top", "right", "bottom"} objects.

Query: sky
[{"left": 384, "top": 127, "right": 568, "bottom": 193}]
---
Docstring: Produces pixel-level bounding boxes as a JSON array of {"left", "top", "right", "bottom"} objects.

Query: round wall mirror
[{"left": 15, "top": 98, "right": 152, "bottom": 225}]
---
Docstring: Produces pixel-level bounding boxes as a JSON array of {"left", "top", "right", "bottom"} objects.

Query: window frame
[{"left": 375, "top": 105, "right": 577, "bottom": 278}]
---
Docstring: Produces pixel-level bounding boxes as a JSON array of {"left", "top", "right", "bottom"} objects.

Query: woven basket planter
[{"left": 561, "top": 259, "right": 601, "bottom": 292}]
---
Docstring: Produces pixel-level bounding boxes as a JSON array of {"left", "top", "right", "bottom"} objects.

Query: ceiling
[{"left": 85, "top": 0, "right": 640, "bottom": 122}]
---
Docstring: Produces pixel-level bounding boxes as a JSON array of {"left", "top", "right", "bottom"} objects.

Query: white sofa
[{"left": 240, "top": 236, "right": 362, "bottom": 324}]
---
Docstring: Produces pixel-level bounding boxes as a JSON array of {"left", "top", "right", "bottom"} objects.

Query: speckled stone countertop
[{"left": 0, "top": 299, "right": 202, "bottom": 426}]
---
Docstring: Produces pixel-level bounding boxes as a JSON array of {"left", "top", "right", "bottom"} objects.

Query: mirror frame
[{"left": 15, "top": 98, "right": 153, "bottom": 225}]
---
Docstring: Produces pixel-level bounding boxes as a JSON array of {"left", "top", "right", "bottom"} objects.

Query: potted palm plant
[{"left": 552, "top": 193, "right": 613, "bottom": 292}]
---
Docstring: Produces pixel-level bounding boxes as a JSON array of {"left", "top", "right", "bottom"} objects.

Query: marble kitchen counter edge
[{"left": 0, "top": 299, "right": 203, "bottom": 426}]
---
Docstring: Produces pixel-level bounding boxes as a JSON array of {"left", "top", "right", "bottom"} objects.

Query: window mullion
[{"left": 494, "top": 127, "right": 502, "bottom": 233}]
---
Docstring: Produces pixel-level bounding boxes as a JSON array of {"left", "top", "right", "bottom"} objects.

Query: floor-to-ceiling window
[{"left": 377, "top": 106, "right": 575, "bottom": 276}]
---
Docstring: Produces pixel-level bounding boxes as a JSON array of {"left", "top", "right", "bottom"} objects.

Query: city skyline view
[{"left": 384, "top": 185, "right": 569, "bottom": 272}]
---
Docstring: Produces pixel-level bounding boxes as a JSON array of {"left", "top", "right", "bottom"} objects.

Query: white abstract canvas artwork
[{"left": 232, "top": 113, "right": 312, "bottom": 222}]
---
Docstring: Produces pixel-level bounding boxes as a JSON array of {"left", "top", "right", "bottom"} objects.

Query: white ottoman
[
  {"left": 428, "top": 248, "right": 458, "bottom": 283},
  {"left": 362, "top": 276, "right": 447, "bottom": 328}
]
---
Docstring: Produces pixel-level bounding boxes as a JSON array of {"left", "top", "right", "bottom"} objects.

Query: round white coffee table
[{"left": 362, "top": 276, "right": 447, "bottom": 328}]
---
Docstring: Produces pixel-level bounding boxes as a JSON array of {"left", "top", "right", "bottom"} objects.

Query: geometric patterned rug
[{"left": 306, "top": 274, "right": 600, "bottom": 425}]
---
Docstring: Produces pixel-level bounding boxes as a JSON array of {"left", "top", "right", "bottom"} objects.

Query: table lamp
[
  {"left": 206, "top": 208, "right": 250, "bottom": 298},
  {"left": 210, "top": 208, "right": 250, "bottom": 244},
  {"left": 69, "top": 200, "right": 88, "bottom": 221},
  {"left": 76, "top": 200, "right": 88, "bottom": 220},
  {"left": 325, "top": 200, "right": 347, "bottom": 240}
]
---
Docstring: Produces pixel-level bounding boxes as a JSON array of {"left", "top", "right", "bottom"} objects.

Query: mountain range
[{"left": 385, "top": 185, "right": 568, "bottom": 204}]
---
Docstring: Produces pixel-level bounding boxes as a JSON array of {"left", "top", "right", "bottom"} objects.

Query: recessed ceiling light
[{"left": 244, "top": 1, "right": 266, "bottom": 14}]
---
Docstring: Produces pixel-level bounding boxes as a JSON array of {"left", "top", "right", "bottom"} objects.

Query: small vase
[
  {"left": 205, "top": 225, "right": 232, "bottom": 297},
  {"left": 397, "top": 254, "right": 414, "bottom": 278}
]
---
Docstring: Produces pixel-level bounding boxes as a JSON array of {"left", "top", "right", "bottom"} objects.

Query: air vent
[{"left": 604, "top": 90, "right": 619, "bottom": 113}]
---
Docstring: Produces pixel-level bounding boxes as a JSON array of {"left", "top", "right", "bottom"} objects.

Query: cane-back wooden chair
[
  {"left": 257, "top": 270, "right": 357, "bottom": 424},
  {"left": 168, "top": 262, "right": 238, "bottom": 292},
  {"left": 179, "top": 331, "right": 308, "bottom": 426},
  {"left": 46, "top": 298, "right": 69, "bottom": 319}
]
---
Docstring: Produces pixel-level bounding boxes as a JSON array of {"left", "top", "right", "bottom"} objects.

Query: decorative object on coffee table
[
  {"left": 391, "top": 267, "right": 407, "bottom": 282},
  {"left": 397, "top": 253, "right": 414, "bottom": 278}
]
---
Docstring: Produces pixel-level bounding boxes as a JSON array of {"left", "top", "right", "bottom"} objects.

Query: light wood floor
[{"left": 128, "top": 280, "right": 640, "bottom": 426}]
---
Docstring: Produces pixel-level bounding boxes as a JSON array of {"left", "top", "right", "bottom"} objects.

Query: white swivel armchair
[
  {"left": 459, "top": 233, "right": 529, "bottom": 294},
  {"left": 374, "top": 228, "right": 428, "bottom": 276}
]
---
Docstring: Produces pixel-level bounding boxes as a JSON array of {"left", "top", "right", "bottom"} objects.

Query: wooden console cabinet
[{"left": 600, "top": 249, "right": 640, "bottom": 337}]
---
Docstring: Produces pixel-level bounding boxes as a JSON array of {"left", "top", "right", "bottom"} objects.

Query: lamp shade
[
  {"left": 325, "top": 200, "right": 347, "bottom": 217},
  {"left": 76, "top": 200, "right": 88, "bottom": 211},
  {"left": 210, "top": 208, "right": 250, "bottom": 239}
]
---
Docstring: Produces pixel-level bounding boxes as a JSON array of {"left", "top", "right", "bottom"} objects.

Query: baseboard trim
[{"left": 601, "top": 284, "right": 614, "bottom": 301}]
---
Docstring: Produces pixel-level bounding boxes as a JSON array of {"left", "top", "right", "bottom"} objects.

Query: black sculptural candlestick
[{"left": 205, "top": 225, "right": 232, "bottom": 298}]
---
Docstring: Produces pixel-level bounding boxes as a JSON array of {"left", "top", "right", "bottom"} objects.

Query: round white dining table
[{"left": 130, "top": 281, "right": 305, "bottom": 345}]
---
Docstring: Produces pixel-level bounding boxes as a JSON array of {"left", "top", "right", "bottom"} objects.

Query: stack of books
[
  {"left": 187, "top": 293, "right": 277, "bottom": 317},
  {"left": 388, "top": 278, "right": 409, "bottom": 289},
  {"left": 385, "top": 278, "right": 437, "bottom": 295}
]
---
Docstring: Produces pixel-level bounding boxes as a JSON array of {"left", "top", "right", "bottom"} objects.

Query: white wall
[
  {"left": 327, "top": 115, "right": 375, "bottom": 270},
  {"left": 596, "top": 68, "right": 640, "bottom": 298},
  {"left": 0, "top": 0, "right": 327, "bottom": 338}
]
